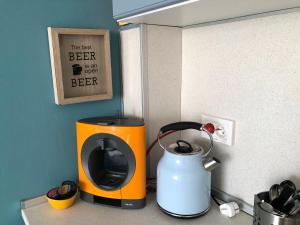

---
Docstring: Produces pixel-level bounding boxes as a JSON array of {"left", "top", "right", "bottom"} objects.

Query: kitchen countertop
[{"left": 21, "top": 193, "right": 252, "bottom": 225}]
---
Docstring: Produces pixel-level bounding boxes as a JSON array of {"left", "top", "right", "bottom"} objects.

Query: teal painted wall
[{"left": 0, "top": 0, "right": 121, "bottom": 224}]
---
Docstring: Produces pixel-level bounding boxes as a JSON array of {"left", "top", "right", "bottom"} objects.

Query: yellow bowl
[{"left": 46, "top": 191, "right": 78, "bottom": 209}]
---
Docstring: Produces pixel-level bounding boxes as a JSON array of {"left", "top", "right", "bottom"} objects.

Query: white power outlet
[{"left": 201, "top": 114, "right": 235, "bottom": 146}]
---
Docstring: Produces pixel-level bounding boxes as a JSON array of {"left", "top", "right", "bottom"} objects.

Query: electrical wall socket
[{"left": 201, "top": 114, "right": 235, "bottom": 146}]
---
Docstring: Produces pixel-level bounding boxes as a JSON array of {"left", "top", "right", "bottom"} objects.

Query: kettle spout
[{"left": 203, "top": 157, "right": 221, "bottom": 172}]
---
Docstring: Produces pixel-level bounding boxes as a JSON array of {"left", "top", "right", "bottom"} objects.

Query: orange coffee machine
[{"left": 76, "top": 117, "right": 146, "bottom": 209}]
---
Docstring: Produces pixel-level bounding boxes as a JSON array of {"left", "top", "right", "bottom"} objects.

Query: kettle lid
[{"left": 168, "top": 140, "right": 203, "bottom": 155}]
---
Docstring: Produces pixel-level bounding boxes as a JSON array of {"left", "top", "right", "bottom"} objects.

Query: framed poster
[{"left": 48, "top": 27, "right": 113, "bottom": 105}]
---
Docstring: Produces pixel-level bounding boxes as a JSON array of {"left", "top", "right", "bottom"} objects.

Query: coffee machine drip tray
[
  {"left": 82, "top": 133, "right": 136, "bottom": 191},
  {"left": 97, "top": 171, "right": 127, "bottom": 190}
]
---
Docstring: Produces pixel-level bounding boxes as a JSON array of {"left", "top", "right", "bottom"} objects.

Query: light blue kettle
[{"left": 156, "top": 122, "right": 220, "bottom": 218}]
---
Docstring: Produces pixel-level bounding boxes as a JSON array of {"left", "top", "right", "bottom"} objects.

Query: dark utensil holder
[{"left": 254, "top": 192, "right": 300, "bottom": 225}]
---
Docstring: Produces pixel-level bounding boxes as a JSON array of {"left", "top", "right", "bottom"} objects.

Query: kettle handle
[
  {"left": 158, "top": 122, "right": 214, "bottom": 157},
  {"left": 160, "top": 122, "right": 203, "bottom": 133}
]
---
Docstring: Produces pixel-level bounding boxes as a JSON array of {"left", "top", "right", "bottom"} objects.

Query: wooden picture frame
[{"left": 48, "top": 27, "right": 113, "bottom": 105}]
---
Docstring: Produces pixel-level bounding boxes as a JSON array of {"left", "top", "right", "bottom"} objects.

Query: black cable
[{"left": 211, "top": 194, "right": 221, "bottom": 206}]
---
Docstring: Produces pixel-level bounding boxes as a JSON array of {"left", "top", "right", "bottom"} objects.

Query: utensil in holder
[{"left": 254, "top": 192, "right": 300, "bottom": 225}]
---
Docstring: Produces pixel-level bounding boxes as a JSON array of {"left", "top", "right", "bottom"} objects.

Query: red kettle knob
[{"left": 203, "top": 123, "right": 215, "bottom": 134}]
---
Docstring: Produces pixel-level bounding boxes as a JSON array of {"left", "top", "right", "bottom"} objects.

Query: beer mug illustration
[{"left": 72, "top": 64, "right": 82, "bottom": 75}]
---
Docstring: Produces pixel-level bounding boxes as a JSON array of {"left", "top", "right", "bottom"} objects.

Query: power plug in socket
[{"left": 201, "top": 114, "right": 235, "bottom": 146}]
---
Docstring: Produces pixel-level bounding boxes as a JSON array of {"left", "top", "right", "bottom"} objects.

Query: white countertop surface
[{"left": 22, "top": 194, "right": 253, "bottom": 225}]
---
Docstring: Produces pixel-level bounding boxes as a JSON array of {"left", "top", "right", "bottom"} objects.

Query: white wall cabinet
[
  {"left": 116, "top": 0, "right": 300, "bottom": 27},
  {"left": 112, "top": 0, "right": 182, "bottom": 20}
]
